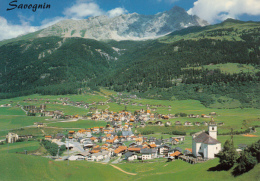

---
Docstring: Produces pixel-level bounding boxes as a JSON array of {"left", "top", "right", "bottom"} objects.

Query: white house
[
  {"left": 87, "top": 153, "right": 104, "bottom": 161},
  {"left": 125, "top": 152, "right": 138, "bottom": 161},
  {"left": 140, "top": 148, "right": 157, "bottom": 160},
  {"left": 192, "top": 119, "right": 221, "bottom": 159}
]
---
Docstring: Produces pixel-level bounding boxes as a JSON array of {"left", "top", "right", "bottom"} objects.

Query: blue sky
[{"left": 0, "top": 0, "right": 259, "bottom": 41}]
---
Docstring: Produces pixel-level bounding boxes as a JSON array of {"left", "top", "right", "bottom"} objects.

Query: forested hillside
[
  {"left": 0, "top": 19, "right": 259, "bottom": 108},
  {"left": 94, "top": 20, "right": 260, "bottom": 108},
  {"left": 0, "top": 37, "right": 117, "bottom": 97}
]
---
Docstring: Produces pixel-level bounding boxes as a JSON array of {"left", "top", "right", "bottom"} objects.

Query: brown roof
[
  {"left": 170, "top": 151, "right": 182, "bottom": 157},
  {"left": 135, "top": 138, "right": 142, "bottom": 142},
  {"left": 90, "top": 137, "right": 97, "bottom": 140},
  {"left": 93, "top": 145, "right": 100, "bottom": 148},
  {"left": 149, "top": 144, "right": 157, "bottom": 148},
  {"left": 78, "top": 129, "right": 86, "bottom": 133},
  {"left": 193, "top": 132, "right": 220, "bottom": 144},
  {"left": 106, "top": 140, "right": 114, "bottom": 143},
  {"left": 90, "top": 149, "right": 100, "bottom": 153},
  {"left": 185, "top": 148, "right": 192, "bottom": 152},
  {"left": 114, "top": 146, "right": 127, "bottom": 154},
  {"left": 128, "top": 147, "right": 141, "bottom": 152}
]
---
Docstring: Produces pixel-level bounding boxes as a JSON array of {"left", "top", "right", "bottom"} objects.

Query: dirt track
[{"left": 110, "top": 164, "right": 137, "bottom": 175}]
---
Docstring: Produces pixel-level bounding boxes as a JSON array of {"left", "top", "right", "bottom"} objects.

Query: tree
[
  {"left": 59, "top": 145, "right": 67, "bottom": 156},
  {"left": 235, "top": 151, "right": 257, "bottom": 173},
  {"left": 247, "top": 139, "right": 260, "bottom": 163},
  {"left": 217, "top": 139, "right": 239, "bottom": 169}
]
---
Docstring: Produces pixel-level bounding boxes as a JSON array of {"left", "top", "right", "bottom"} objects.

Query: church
[{"left": 192, "top": 119, "right": 221, "bottom": 159}]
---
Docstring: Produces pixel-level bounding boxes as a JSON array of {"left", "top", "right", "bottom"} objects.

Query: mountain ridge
[{"left": 37, "top": 6, "right": 208, "bottom": 41}]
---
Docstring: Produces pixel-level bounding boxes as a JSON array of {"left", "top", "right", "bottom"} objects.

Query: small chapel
[{"left": 192, "top": 118, "right": 221, "bottom": 159}]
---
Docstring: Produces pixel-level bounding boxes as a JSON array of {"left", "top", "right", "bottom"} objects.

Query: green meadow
[
  {"left": 0, "top": 141, "right": 40, "bottom": 154},
  {"left": 0, "top": 93, "right": 259, "bottom": 135},
  {"left": 0, "top": 152, "right": 259, "bottom": 181},
  {"left": 48, "top": 119, "right": 107, "bottom": 129},
  {"left": 182, "top": 63, "right": 259, "bottom": 74},
  {"left": 0, "top": 153, "right": 130, "bottom": 181}
]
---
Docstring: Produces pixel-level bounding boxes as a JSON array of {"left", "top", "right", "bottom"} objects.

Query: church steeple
[{"left": 208, "top": 117, "right": 217, "bottom": 139}]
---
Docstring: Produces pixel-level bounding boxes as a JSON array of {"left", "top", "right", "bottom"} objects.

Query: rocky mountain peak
[{"left": 38, "top": 6, "right": 209, "bottom": 41}]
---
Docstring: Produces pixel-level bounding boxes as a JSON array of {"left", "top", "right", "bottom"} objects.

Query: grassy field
[
  {"left": 46, "top": 104, "right": 89, "bottom": 115},
  {"left": 146, "top": 128, "right": 260, "bottom": 151},
  {"left": 0, "top": 115, "right": 47, "bottom": 137},
  {"left": 0, "top": 153, "right": 131, "bottom": 181},
  {"left": 0, "top": 152, "right": 259, "bottom": 181},
  {"left": 182, "top": 63, "right": 259, "bottom": 74},
  {"left": 0, "top": 141, "right": 40, "bottom": 154},
  {"left": 0, "top": 93, "right": 259, "bottom": 138},
  {"left": 0, "top": 107, "right": 25, "bottom": 115},
  {"left": 48, "top": 119, "right": 107, "bottom": 129},
  {"left": 117, "top": 158, "right": 260, "bottom": 181}
]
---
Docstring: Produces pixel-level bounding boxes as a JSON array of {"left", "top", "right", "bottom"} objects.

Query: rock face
[{"left": 38, "top": 6, "right": 209, "bottom": 41}]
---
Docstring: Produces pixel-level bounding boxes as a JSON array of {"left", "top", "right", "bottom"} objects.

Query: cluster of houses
[
  {"left": 7, "top": 97, "right": 223, "bottom": 162},
  {"left": 6, "top": 115, "right": 222, "bottom": 163},
  {"left": 42, "top": 118, "right": 222, "bottom": 162},
  {"left": 47, "top": 128, "right": 187, "bottom": 162}
]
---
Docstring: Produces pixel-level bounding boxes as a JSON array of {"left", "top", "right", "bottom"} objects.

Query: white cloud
[
  {"left": 0, "top": 16, "right": 38, "bottom": 41},
  {"left": 107, "top": 7, "right": 128, "bottom": 17},
  {"left": 188, "top": 0, "right": 260, "bottom": 24},
  {"left": 63, "top": 0, "right": 128, "bottom": 19},
  {"left": 63, "top": 1, "right": 104, "bottom": 19}
]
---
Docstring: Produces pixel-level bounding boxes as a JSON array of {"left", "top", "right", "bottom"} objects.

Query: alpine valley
[{"left": 0, "top": 6, "right": 259, "bottom": 109}]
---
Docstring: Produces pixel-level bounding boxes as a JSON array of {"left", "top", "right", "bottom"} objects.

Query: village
[
  {"left": 5, "top": 96, "right": 224, "bottom": 164},
  {"left": 1, "top": 93, "right": 259, "bottom": 180}
]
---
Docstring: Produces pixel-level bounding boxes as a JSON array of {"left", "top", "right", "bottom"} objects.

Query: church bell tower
[{"left": 208, "top": 117, "right": 217, "bottom": 139}]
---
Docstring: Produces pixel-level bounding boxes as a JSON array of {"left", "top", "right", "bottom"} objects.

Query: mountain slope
[
  {"left": 159, "top": 19, "right": 260, "bottom": 43},
  {"left": 94, "top": 20, "right": 260, "bottom": 108},
  {"left": 38, "top": 6, "right": 208, "bottom": 41},
  {"left": 0, "top": 37, "right": 117, "bottom": 97},
  {"left": 0, "top": 20, "right": 259, "bottom": 108}
]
